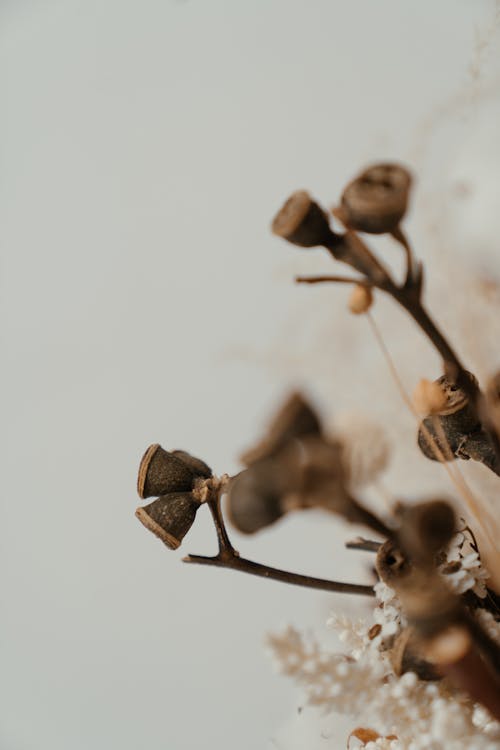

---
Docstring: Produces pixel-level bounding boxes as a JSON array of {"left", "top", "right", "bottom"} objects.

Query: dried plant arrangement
[{"left": 135, "top": 163, "right": 500, "bottom": 749}]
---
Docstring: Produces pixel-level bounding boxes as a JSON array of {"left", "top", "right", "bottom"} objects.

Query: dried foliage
[{"left": 135, "top": 162, "right": 500, "bottom": 747}]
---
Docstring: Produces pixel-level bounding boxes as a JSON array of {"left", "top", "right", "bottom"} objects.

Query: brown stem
[
  {"left": 309, "top": 229, "right": 500, "bottom": 464},
  {"left": 183, "top": 551, "right": 375, "bottom": 596},
  {"left": 184, "top": 489, "right": 375, "bottom": 597},
  {"left": 391, "top": 291, "right": 464, "bottom": 382},
  {"left": 346, "top": 537, "right": 382, "bottom": 552},
  {"left": 390, "top": 226, "right": 415, "bottom": 288},
  {"left": 296, "top": 274, "right": 368, "bottom": 286}
]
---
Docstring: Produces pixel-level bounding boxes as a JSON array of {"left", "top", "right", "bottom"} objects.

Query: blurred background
[{"left": 2, "top": 1, "right": 500, "bottom": 748}]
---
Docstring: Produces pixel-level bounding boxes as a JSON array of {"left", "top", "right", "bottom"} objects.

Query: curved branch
[{"left": 183, "top": 551, "right": 375, "bottom": 596}]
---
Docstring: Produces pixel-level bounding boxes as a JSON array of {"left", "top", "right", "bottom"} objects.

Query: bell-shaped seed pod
[
  {"left": 281, "top": 435, "right": 346, "bottom": 509},
  {"left": 226, "top": 463, "right": 285, "bottom": 534},
  {"left": 272, "top": 190, "right": 336, "bottom": 248},
  {"left": 171, "top": 450, "right": 212, "bottom": 479},
  {"left": 340, "top": 163, "right": 412, "bottom": 234},
  {"left": 241, "top": 392, "right": 321, "bottom": 466},
  {"left": 390, "top": 628, "right": 440, "bottom": 682},
  {"left": 417, "top": 372, "right": 480, "bottom": 461},
  {"left": 396, "top": 500, "right": 456, "bottom": 562},
  {"left": 137, "top": 444, "right": 196, "bottom": 499},
  {"left": 135, "top": 492, "right": 200, "bottom": 549}
]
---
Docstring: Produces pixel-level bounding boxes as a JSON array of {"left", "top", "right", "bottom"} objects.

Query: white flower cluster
[
  {"left": 439, "top": 531, "right": 490, "bottom": 598},
  {"left": 268, "top": 622, "right": 500, "bottom": 750}
]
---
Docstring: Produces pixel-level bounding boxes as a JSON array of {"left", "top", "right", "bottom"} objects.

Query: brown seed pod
[
  {"left": 375, "top": 539, "right": 410, "bottom": 586},
  {"left": 396, "top": 499, "right": 456, "bottom": 562},
  {"left": 417, "top": 372, "right": 481, "bottom": 462},
  {"left": 412, "top": 378, "right": 448, "bottom": 416},
  {"left": 390, "top": 628, "right": 440, "bottom": 681},
  {"left": 226, "top": 461, "right": 286, "bottom": 534},
  {"left": 240, "top": 392, "right": 321, "bottom": 466},
  {"left": 137, "top": 444, "right": 196, "bottom": 499},
  {"left": 171, "top": 450, "right": 212, "bottom": 479},
  {"left": 339, "top": 163, "right": 412, "bottom": 234},
  {"left": 135, "top": 492, "right": 200, "bottom": 550},
  {"left": 280, "top": 435, "right": 348, "bottom": 512},
  {"left": 271, "top": 190, "right": 337, "bottom": 248}
]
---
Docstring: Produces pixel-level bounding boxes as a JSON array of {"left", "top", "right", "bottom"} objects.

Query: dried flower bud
[
  {"left": 412, "top": 378, "right": 448, "bottom": 416},
  {"left": 271, "top": 191, "right": 337, "bottom": 248},
  {"left": 339, "top": 163, "right": 412, "bottom": 234},
  {"left": 376, "top": 540, "right": 410, "bottom": 586},
  {"left": 390, "top": 628, "right": 439, "bottom": 681},
  {"left": 280, "top": 435, "right": 348, "bottom": 512},
  {"left": 170, "top": 450, "right": 212, "bottom": 479},
  {"left": 240, "top": 392, "right": 321, "bottom": 466},
  {"left": 226, "top": 462, "right": 285, "bottom": 534},
  {"left": 135, "top": 492, "right": 200, "bottom": 549},
  {"left": 348, "top": 283, "right": 373, "bottom": 315},
  {"left": 396, "top": 499, "right": 456, "bottom": 561},
  {"left": 137, "top": 444, "right": 209, "bottom": 499},
  {"left": 417, "top": 372, "right": 482, "bottom": 463}
]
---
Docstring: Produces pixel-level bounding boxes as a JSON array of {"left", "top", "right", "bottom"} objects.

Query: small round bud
[
  {"left": 135, "top": 492, "right": 200, "bottom": 549},
  {"left": 271, "top": 191, "right": 334, "bottom": 248},
  {"left": 412, "top": 379, "right": 448, "bottom": 416},
  {"left": 340, "top": 163, "right": 412, "bottom": 234},
  {"left": 348, "top": 283, "right": 373, "bottom": 315}
]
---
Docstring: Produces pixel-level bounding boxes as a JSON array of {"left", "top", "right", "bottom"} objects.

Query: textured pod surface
[
  {"left": 272, "top": 190, "right": 334, "bottom": 247},
  {"left": 171, "top": 450, "right": 212, "bottom": 479},
  {"left": 340, "top": 163, "right": 412, "bottom": 234},
  {"left": 135, "top": 492, "right": 200, "bottom": 549},
  {"left": 417, "top": 372, "right": 482, "bottom": 462},
  {"left": 226, "top": 462, "right": 285, "bottom": 534},
  {"left": 240, "top": 392, "right": 321, "bottom": 466},
  {"left": 137, "top": 444, "right": 196, "bottom": 498}
]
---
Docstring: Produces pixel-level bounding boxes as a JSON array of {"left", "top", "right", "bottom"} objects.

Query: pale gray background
[{"left": 2, "top": 2, "right": 500, "bottom": 749}]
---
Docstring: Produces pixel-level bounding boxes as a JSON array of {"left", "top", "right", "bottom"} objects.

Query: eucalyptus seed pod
[
  {"left": 137, "top": 444, "right": 196, "bottom": 499},
  {"left": 375, "top": 540, "right": 410, "bottom": 587},
  {"left": 390, "top": 628, "right": 440, "bottom": 681},
  {"left": 280, "top": 435, "right": 348, "bottom": 512},
  {"left": 271, "top": 190, "right": 338, "bottom": 248},
  {"left": 241, "top": 392, "right": 321, "bottom": 467},
  {"left": 396, "top": 500, "right": 456, "bottom": 563},
  {"left": 226, "top": 461, "right": 285, "bottom": 534},
  {"left": 417, "top": 372, "right": 481, "bottom": 462},
  {"left": 339, "top": 163, "right": 412, "bottom": 234},
  {"left": 171, "top": 450, "right": 212, "bottom": 479},
  {"left": 135, "top": 492, "right": 200, "bottom": 549}
]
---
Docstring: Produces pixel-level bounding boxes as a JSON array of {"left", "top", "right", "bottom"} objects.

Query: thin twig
[
  {"left": 183, "top": 551, "right": 375, "bottom": 596},
  {"left": 183, "top": 490, "right": 375, "bottom": 597},
  {"left": 296, "top": 274, "right": 367, "bottom": 286},
  {"left": 345, "top": 537, "right": 382, "bottom": 552},
  {"left": 367, "top": 312, "right": 500, "bottom": 567}
]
